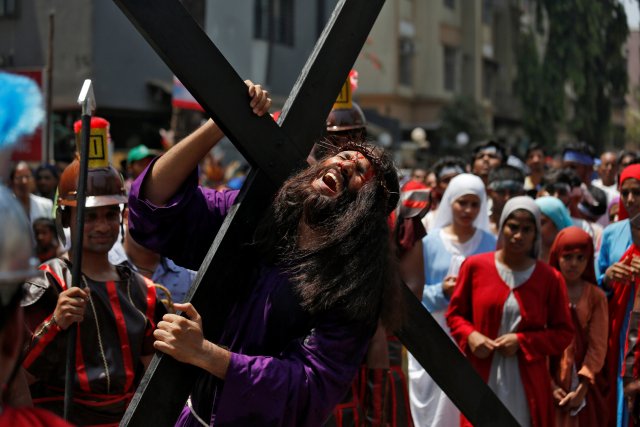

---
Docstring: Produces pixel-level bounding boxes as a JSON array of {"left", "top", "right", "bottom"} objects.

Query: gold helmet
[
  {"left": 326, "top": 101, "right": 367, "bottom": 133},
  {"left": 57, "top": 158, "right": 127, "bottom": 208}
]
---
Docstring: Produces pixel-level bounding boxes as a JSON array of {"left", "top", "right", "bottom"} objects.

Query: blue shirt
[
  {"left": 596, "top": 219, "right": 632, "bottom": 286},
  {"left": 108, "top": 241, "right": 197, "bottom": 303},
  {"left": 422, "top": 228, "right": 496, "bottom": 314}
]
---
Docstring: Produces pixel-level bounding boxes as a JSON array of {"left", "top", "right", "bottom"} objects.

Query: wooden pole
[{"left": 44, "top": 10, "right": 55, "bottom": 164}]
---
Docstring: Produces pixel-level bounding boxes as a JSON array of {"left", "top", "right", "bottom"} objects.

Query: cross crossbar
[{"left": 113, "top": 1, "right": 519, "bottom": 426}]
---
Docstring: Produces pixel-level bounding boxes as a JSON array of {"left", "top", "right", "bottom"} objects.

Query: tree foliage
[{"left": 515, "top": 0, "right": 629, "bottom": 151}]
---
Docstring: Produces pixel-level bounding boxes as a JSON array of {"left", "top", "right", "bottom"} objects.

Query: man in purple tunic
[{"left": 128, "top": 83, "right": 402, "bottom": 426}]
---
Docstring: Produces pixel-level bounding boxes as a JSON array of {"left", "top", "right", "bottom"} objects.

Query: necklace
[{"left": 82, "top": 275, "right": 111, "bottom": 393}]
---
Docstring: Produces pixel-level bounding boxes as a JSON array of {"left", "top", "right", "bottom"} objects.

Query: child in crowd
[{"left": 549, "top": 226, "right": 608, "bottom": 426}]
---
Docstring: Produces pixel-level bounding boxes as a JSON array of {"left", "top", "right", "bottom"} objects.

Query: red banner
[{"left": 171, "top": 76, "right": 204, "bottom": 112}]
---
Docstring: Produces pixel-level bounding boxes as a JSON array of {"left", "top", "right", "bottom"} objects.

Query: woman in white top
[{"left": 409, "top": 174, "right": 496, "bottom": 427}]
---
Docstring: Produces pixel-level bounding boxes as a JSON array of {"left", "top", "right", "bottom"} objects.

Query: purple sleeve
[
  {"left": 128, "top": 157, "right": 239, "bottom": 271},
  {"left": 214, "top": 315, "right": 374, "bottom": 426}
]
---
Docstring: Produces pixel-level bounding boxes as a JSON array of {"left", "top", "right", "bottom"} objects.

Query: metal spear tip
[{"left": 77, "top": 79, "right": 96, "bottom": 116}]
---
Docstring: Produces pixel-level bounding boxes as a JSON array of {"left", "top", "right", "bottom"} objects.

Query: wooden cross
[{"left": 113, "top": 1, "right": 518, "bottom": 425}]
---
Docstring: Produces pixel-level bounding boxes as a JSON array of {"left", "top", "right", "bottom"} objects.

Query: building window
[
  {"left": 254, "top": 0, "right": 295, "bottom": 46},
  {"left": 399, "top": 38, "right": 414, "bottom": 86},
  {"left": 443, "top": 45, "right": 457, "bottom": 92},
  {"left": 0, "top": 0, "right": 18, "bottom": 17},
  {"left": 482, "top": 0, "right": 493, "bottom": 25},
  {"left": 443, "top": 0, "right": 455, "bottom": 10}
]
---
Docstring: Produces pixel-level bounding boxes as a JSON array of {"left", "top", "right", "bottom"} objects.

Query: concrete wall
[
  {"left": 205, "top": 0, "right": 329, "bottom": 101},
  {"left": 0, "top": 0, "right": 172, "bottom": 111},
  {"left": 0, "top": 0, "right": 92, "bottom": 109},
  {"left": 0, "top": 0, "right": 46, "bottom": 68},
  {"left": 92, "top": 0, "right": 172, "bottom": 112}
]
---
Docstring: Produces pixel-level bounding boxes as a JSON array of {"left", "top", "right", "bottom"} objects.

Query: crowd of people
[
  {"left": 3, "top": 70, "right": 640, "bottom": 427},
  {"left": 397, "top": 141, "right": 640, "bottom": 427}
]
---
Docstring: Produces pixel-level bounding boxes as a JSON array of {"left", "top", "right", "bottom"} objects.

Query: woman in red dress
[{"left": 446, "top": 196, "right": 574, "bottom": 426}]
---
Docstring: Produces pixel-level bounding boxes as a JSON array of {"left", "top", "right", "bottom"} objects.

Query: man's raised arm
[{"left": 141, "top": 81, "right": 271, "bottom": 206}]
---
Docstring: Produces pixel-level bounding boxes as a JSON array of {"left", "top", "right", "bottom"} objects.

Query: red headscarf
[
  {"left": 548, "top": 226, "right": 596, "bottom": 284},
  {"left": 618, "top": 164, "right": 640, "bottom": 220},
  {"left": 393, "top": 180, "right": 430, "bottom": 256}
]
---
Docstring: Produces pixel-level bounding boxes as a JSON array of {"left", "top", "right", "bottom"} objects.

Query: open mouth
[
  {"left": 322, "top": 171, "right": 340, "bottom": 193},
  {"left": 315, "top": 167, "right": 345, "bottom": 196}
]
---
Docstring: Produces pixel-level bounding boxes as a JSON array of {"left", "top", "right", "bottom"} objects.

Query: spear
[{"left": 64, "top": 79, "right": 95, "bottom": 420}]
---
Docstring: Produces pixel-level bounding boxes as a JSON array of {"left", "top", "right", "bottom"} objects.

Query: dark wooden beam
[
  {"left": 114, "top": 0, "right": 390, "bottom": 425},
  {"left": 113, "top": 0, "right": 519, "bottom": 426},
  {"left": 395, "top": 285, "right": 519, "bottom": 426},
  {"left": 112, "top": 0, "right": 298, "bottom": 185},
  {"left": 121, "top": 168, "right": 277, "bottom": 426}
]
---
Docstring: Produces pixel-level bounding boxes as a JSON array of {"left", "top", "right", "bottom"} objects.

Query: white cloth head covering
[
  {"left": 497, "top": 196, "right": 541, "bottom": 259},
  {"left": 431, "top": 173, "right": 489, "bottom": 231}
]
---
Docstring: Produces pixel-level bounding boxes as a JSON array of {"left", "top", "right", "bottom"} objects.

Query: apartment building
[
  {"left": 354, "top": 0, "right": 526, "bottom": 156},
  {"left": 1, "top": 0, "right": 529, "bottom": 161}
]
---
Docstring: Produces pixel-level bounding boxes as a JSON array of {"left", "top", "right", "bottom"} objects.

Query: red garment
[
  {"left": 446, "top": 252, "right": 574, "bottom": 427},
  {"left": 606, "top": 244, "right": 640, "bottom": 423},
  {"left": 551, "top": 295, "right": 609, "bottom": 427},
  {"left": 0, "top": 406, "right": 72, "bottom": 427},
  {"left": 549, "top": 227, "right": 609, "bottom": 427},
  {"left": 621, "top": 245, "right": 640, "bottom": 426},
  {"left": 22, "top": 258, "right": 166, "bottom": 427}
]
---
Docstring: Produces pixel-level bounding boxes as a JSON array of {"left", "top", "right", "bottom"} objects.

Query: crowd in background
[
  {"left": 394, "top": 140, "right": 640, "bottom": 426},
  {"left": 7, "top": 136, "right": 640, "bottom": 426}
]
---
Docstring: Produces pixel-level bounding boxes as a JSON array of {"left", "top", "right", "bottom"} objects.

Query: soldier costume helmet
[
  {"left": 326, "top": 101, "right": 367, "bottom": 133},
  {"left": 57, "top": 158, "right": 127, "bottom": 208}
]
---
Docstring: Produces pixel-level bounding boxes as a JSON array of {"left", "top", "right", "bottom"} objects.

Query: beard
[
  {"left": 253, "top": 160, "right": 400, "bottom": 326},
  {"left": 266, "top": 160, "right": 374, "bottom": 253}
]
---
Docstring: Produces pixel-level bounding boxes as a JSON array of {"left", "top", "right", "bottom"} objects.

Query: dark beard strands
[{"left": 256, "top": 160, "right": 398, "bottom": 326}]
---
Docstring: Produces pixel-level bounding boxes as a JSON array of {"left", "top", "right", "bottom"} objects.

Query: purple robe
[{"left": 128, "top": 160, "right": 374, "bottom": 426}]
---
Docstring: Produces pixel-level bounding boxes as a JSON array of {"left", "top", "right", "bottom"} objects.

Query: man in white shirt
[
  {"left": 591, "top": 151, "right": 620, "bottom": 205},
  {"left": 9, "top": 161, "right": 53, "bottom": 224}
]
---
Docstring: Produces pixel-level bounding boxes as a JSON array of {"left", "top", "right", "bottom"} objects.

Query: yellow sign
[
  {"left": 76, "top": 127, "right": 109, "bottom": 168},
  {"left": 332, "top": 76, "right": 353, "bottom": 110}
]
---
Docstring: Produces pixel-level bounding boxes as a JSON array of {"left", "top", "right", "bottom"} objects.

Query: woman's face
[
  {"left": 501, "top": 210, "right": 536, "bottom": 257},
  {"left": 621, "top": 178, "right": 640, "bottom": 220},
  {"left": 539, "top": 214, "right": 558, "bottom": 247},
  {"left": 451, "top": 194, "right": 481, "bottom": 228},
  {"left": 558, "top": 252, "right": 588, "bottom": 283}
]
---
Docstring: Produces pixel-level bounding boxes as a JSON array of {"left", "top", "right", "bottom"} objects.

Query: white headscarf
[
  {"left": 497, "top": 196, "right": 541, "bottom": 259},
  {"left": 431, "top": 173, "right": 490, "bottom": 231}
]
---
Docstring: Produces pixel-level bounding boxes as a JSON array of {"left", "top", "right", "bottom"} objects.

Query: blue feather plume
[{"left": 0, "top": 72, "right": 45, "bottom": 151}]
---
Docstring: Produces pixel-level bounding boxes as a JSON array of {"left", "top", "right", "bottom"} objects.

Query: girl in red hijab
[{"left": 549, "top": 226, "right": 608, "bottom": 427}]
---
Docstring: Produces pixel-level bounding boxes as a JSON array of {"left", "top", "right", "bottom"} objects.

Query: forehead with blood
[{"left": 337, "top": 151, "right": 376, "bottom": 182}]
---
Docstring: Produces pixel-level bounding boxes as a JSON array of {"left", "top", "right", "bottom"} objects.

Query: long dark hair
[{"left": 253, "top": 143, "right": 402, "bottom": 330}]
